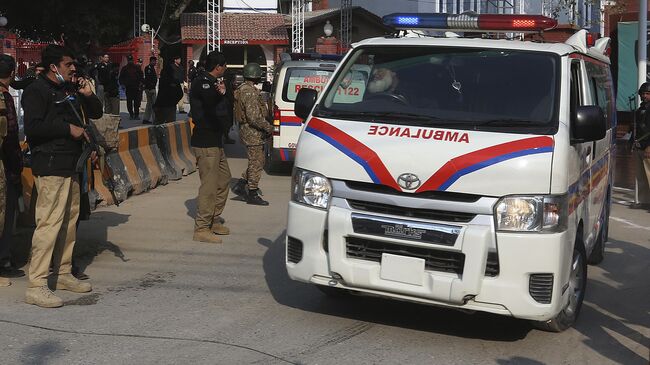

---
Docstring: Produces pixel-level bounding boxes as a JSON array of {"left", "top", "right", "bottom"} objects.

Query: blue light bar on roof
[{"left": 385, "top": 13, "right": 448, "bottom": 29}]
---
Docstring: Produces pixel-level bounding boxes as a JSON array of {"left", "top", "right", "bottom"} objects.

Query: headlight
[
  {"left": 291, "top": 168, "right": 332, "bottom": 209},
  {"left": 495, "top": 195, "right": 567, "bottom": 232}
]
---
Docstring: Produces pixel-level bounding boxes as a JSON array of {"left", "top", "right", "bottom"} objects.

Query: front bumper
[{"left": 286, "top": 196, "right": 573, "bottom": 321}]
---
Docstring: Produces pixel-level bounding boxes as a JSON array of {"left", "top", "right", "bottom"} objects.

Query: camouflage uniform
[{"left": 234, "top": 81, "right": 271, "bottom": 190}]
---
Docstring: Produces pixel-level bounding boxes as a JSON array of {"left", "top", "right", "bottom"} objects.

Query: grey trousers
[
  {"left": 96, "top": 84, "right": 105, "bottom": 107},
  {"left": 104, "top": 97, "right": 120, "bottom": 115},
  {"left": 143, "top": 89, "right": 156, "bottom": 122}
]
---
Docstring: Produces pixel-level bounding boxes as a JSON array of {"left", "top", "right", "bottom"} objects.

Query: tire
[
  {"left": 264, "top": 142, "right": 282, "bottom": 174},
  {"left": 532, "top": 242, "right": 587, "bottom": 332},
  {"left": 316, "top": 284, "right": 350, "bottom": 298},
  {"left": 588, "top": 203, "right": 609, "bottom": 265}
]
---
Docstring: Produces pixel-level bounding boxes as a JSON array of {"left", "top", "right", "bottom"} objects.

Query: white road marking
[{"left": 610, "top": 216, "right": 650, "bottom": 231}]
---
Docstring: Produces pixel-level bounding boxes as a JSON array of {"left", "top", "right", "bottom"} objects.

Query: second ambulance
[{"left": 286, "top": 13, "right": 615, "bottom": 332}]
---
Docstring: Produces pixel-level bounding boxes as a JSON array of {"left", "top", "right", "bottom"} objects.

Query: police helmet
[
  {"left": 639, "top": 82, "right": 650, "bottom": 94},
  {"left": 243, "top": 63, "right": 262, "bottom": 79}
]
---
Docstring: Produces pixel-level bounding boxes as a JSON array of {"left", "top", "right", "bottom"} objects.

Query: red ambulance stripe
[
  {"left": 307, "top": 118, "right": 400, "bottom": 190},
  {"left": 281, "top": 116, "right": 303, "bottom": 126},
  {"left": 416, "top": 136, "right": 554, "bottom": 192}
]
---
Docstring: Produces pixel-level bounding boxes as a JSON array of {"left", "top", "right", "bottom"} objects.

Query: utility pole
[
  {"left": 340, "top": 0, "right": 352, "bottom": 52},
  {"left": 291, "top": 0, "right": 305, "bottom": 52},
  {"left": 134, "top": 0, "right": 146, "bottom": 37},
  {"left": 207, "top": 0, "right": 221, "bottom": 52}
]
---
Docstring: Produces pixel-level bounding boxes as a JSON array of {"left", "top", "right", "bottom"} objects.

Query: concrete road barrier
[{"left": 19, "top": 120, "right": 196, "bottom": 214}]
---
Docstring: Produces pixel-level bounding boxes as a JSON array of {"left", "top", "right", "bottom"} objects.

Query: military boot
[
  {"left": 54, "top": 274, "right": 92, "bottom": 293},
  {"left": 25, "top": 286, "right": 63, "bottom": 308},
  {"left": 193, "top": 229, "right": 223, "bottom": 244},
  {"left": 247, "top": 189, "right": 269, "bottom": 206},
  {"left": 232, "top": 178, "right": 247, "bottom": 197},
  {"left": 211, "top": 222, "right": 230, "bottom": 235}
]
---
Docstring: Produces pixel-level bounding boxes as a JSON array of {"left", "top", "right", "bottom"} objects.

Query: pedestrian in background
[
  {"left": 189, "top": 51, "right": 231, "bottom": 243},
  {"left": 95, "top": 54, "right": 111, "bottom": 112},
  {"left": 633, "top": 82, "right": 650, "bottom": 209},
  {"left": 142, "top": 56, "right": 158, "bottom": 125},
  {"left": 22, "top": 44, "right": 103, "bottom": 308},
  {"left": 232, "top": 63, "right": 272, "bottom": 206},
  {"left": 188, "top": 60, "right": 198, "bottom": 85},
  {"left": 153, "top": 55, "right": 183, "bottom": 124},
  {"left": 104, "top": 62, "right": 121, "bottom": 116},
  {"left": 172, "top": 56, "right": 187, "bottom": 114},
  {"left": 0, "top": 55, "right": 15, "bottom": 287},
  {"left": 119, "top": 55, "right": 144, "bottom": 120}
]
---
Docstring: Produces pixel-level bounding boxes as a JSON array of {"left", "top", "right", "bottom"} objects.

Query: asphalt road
[{"left": 0, "top": 140, "right": 648, "bottom": 365}]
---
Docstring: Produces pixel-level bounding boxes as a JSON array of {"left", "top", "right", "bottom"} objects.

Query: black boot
[
  {"left": 247, "top": 189, "right": 269, "bottom": 206},
  {"left": 232, "top": 178, "right": 247, "bottom": 197}
]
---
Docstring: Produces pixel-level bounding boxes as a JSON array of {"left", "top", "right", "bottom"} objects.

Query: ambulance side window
[
  {"left": 585, "top": 62, "right": 613, "bottom": 129},
  {"left": 570, "top": 61, "right": 583, "bottom": 118}
]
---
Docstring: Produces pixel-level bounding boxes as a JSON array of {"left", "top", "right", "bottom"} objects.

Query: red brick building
[
  {"left": 104, "top": 36, "right": 160, "bottom": 67},
  {"left": 180, "top": 12, "right": 289, "bottom": 77}
]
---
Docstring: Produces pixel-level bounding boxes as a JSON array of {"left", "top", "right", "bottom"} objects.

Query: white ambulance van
[
  {"left": 266, "top": 54, "right": 341, "bottom": 172},
  {"left": 286, "top": 13, "right": 615, "bottom": 332}
]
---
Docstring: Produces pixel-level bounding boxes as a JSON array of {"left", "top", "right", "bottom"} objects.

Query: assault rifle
[
  {"left": 58, "top": 95, "right": 120, "bottom": 206},
  {"left": 75, "top": 125, "right": 120, "bottom": 206}
]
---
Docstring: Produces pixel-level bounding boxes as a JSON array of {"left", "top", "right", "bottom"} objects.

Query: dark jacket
[
  {"left": 105, "top": 67, "right": 120, "bottom": 97},
  {"left": 188, "top": 66, "right": 198, "bottom": 83},
  {"left": 144, "top": 64, "right": 158, "bottom": 90},
  {"left": 189, "top": 71, "right": 228, "bottom": 148},
  {"left": 22, "top": 75, "right": 103, "bottom": 177},
  {"left": 154, "top": 65, "right": 182, "bottom": 108},
  {"left": 637, "top": 102, "right": 650, "bottom": 149},
  {"left": 95, "top": 62, "right": 110, "bottom": 86},
  {"left": 172, "top": 63, "right": 184, "bottom": 84},
  {"left": 0, "top": 86, "right": 22, "bottom": 184},
  {"left": 119, "top": 62, "right": 143, "bottom": 89}
]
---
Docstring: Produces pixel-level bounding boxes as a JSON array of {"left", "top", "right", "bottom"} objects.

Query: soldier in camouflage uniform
[{"left": 232, "top": 63, "right": 272, "bottom": 206}]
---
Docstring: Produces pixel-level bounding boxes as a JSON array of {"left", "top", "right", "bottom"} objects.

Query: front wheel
[{"left": 532, "top": 243, "right": 587, "bottom": 332}]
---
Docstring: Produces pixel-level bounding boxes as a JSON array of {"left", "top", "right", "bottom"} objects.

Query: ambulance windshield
[{"left": 317, "top": 46, "right": 559, "bottom": 133}]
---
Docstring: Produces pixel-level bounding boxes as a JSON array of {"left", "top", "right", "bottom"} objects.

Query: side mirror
[
  {"left": 571, "top": 105, "right": 607, "bottom": 144},
  {"left": 261, "top": 81, "right": 272, "bottom": 93},
  {"left": 295, "top": 88, "right": 318, "bottom": 121}
]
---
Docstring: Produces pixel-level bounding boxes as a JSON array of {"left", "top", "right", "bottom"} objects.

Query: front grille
[
  {"left": 529, "top": 274, "right": 554, "bottom": 304},
  {"left": 287, "top": 236, "right": 303, "bottom": 263},
  {"left": 485, "top": 252, "right": 500, "bottom": 277},
  {"left": 346, "top": 237, "right": 465, "bottom": 275},
  {"left": 348, "top": 199, "right": 476, "bottom": 223},
  {"left": 345, "top": 181, "right": 482, "bottom": 203}
]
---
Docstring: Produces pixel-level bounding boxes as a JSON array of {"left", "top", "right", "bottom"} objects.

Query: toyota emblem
[{"left": 397, "top": 173, "right": 421, "bottom": 190}]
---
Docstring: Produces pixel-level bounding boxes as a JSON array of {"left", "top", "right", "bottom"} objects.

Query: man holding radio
[{"left": 22, "top": 45, "right": 103, "bottom": 308}]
